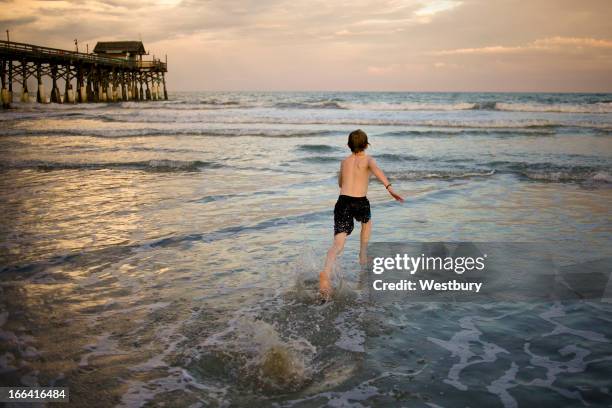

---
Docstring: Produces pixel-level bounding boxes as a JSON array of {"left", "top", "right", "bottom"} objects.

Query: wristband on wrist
[{"left": 385, "top": 183, "right": 392, "bottom": 190}]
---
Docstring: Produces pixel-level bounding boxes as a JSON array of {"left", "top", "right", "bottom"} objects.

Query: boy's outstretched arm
[{"left": 369, "top": 157, "right": 404, "bottom": 202}]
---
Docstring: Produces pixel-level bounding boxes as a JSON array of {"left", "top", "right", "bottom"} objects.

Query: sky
[{"left": 2, "top": 0, "right": 612, "bottom": 92}]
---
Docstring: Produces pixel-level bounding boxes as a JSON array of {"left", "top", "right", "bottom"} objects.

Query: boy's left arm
[
  {"left": 338, "top": 162, "right": 342, "bottom": 188},
  {"left": 368, "top": 157, "right": 404, "bottom": 202}
]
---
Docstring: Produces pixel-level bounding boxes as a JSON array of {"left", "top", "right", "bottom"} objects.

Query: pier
[{"left": 0, "top": 40, "right": 168, "bottom": 108}]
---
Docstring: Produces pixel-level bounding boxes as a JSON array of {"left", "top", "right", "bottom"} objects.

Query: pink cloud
[{"left": 432, "top": 36, "right": 612, "bottom": 55}]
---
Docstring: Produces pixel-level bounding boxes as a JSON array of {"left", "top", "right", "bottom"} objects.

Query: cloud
[
  {"left": 415, "top": 0, "right": 462, "bottom": 16},
  {"left": 367, "top": 64, "right": 401, "bottom": 75},
  {"left": 536, "top": 36, "right": 612, "bottom": 48},
  {"left": 432, "top": 36, "right": 612, "bottom": 55},
  {"left": 0, "top": 16, "right": 38, "bottom": 26},
  {"left": 2, "top": 0, "right": 612, "bottom": 91}
]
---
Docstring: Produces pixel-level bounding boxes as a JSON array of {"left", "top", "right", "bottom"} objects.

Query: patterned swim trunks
[{"left": 333, "top": 195, "right": 371, "bottom": 236}]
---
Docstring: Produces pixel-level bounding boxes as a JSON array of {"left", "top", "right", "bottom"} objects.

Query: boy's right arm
[{"left": 369, "top": 157, "right": 404, "bottom": 202}]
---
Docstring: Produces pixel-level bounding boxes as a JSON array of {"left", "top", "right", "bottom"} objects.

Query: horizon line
[{"left": 170, "top": 89, "right": 612, "bottom": 94}]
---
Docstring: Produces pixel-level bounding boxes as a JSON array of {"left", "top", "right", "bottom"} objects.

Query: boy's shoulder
[
  {"left": 341, "top": 153, "right": 372, "bottom": 168},
  {"left": 342, "top": 153, "right": 372, "bottom": 160}
]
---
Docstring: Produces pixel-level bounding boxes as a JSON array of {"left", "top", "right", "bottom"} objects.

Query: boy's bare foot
[{"left": 319, "top": 271, "right": 332, "bottom": 303}]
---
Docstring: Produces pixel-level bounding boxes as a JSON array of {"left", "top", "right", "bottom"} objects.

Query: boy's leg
[
  {"left": 320, "top": 232, "right": 347, "bottom": 297},
  {"left": 359, "top": 220, "right": 371, "bottom": 265}
]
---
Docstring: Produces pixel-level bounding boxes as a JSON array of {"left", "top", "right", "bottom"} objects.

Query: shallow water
[{"left": 1, "top": 92, "right": 611, "bottom": 407}]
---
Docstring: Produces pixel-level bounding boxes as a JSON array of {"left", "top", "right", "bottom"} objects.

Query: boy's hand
[{"left": 388, "top": 187, "right": 404, "bottom": 202}]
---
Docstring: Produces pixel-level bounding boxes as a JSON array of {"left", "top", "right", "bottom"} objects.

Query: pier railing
[{"left": 0, "top": 40, "right": 166, "bottom": 71}]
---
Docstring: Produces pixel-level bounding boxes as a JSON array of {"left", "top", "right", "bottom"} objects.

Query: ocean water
[{"left": 0, "top": 92, "right": 611, "bottom": 407}]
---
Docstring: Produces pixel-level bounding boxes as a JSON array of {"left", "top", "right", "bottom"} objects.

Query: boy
[{"left": 319, "top": 129, "right": 404, "bottom": 301}]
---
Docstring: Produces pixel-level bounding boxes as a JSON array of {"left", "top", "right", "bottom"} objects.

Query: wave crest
[
  {"left": 274, "top": 100, "right": 345, "bottom": 109},
  {"left": 0, "top": 159, "right": 220, "bottom": 172}
]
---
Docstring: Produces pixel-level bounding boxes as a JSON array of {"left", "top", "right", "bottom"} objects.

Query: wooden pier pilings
[{"left": 0, "top": 40, "right": 168, "bottom": 108}]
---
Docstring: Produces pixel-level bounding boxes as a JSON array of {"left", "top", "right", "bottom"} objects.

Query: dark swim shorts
[{"left": 334, "top": 195, "right": 371, "bottom": 236}]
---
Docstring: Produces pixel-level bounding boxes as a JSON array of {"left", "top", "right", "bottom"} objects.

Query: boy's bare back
[
  {"left": 339, "top": 153, "right": 394, "bottom": 198},
  {"left": 339, "top": 153, "right": 370, "bottom": 197}
]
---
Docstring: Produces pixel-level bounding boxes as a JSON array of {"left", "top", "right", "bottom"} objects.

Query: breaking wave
[
  {"left": 296, "top": 101, "right": 612, "bottom": 113},
  {"left": 273, "top": 100, "right": 345, "bottom": 109},
  {"left": 521, "top": 169, "right": 611, "bottom": 183},
  {"left": 341, "top": 101, "right": 612, "bottom": 113},
  {"left": 300, "top": 155, "right": 342, "bottom": 163},
  {"left": 0, "top": 159, "right": 221, "bottom": 172},
  {"left": 487, "top": 161, "right": 612, "bottom": 184},
  {"left": 495, "top": 102, "right": 612, "bottom": 114},
  {"left": 6, "top": 95, "right": 612, "bottom": 114},
  {"left": 118, "top": 100, "right": 247, "bottom": 110},
  {"left": 0, "top": 127, "right": 342, "bottom": 139},
  {"left": 374, "top": 153, "right": 420, "bottom": 162},
  {"left": 388, "top": 165, "right": 612, "bottom": 184},
  {"left": 197, "top": 98, "right": 241, "bottom": 106},
  {"left": 295, "top": 144, "right": 339, "bottom": 153},
  {"left": 388, "top": 169, "right": 497, "bottom": 181},
  {"left": 378, "top": 128, "right": 557, "bottom": 137}
]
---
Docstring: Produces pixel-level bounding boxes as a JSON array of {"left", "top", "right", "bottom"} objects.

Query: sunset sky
[{"left": 2, "top": 0, "right": 612, "bottom": 92}]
